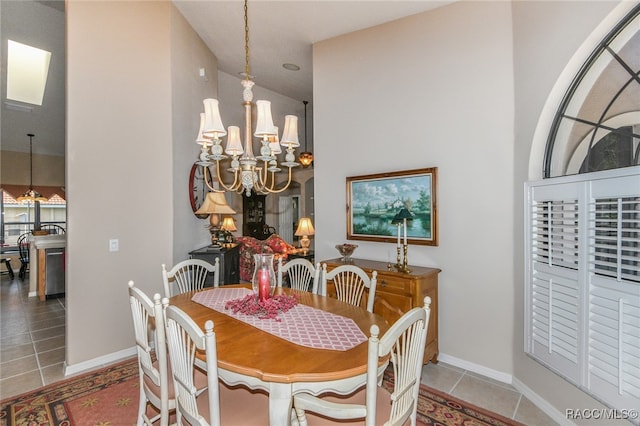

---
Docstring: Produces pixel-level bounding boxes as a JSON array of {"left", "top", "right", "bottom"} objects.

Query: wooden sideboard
[{"left": 322, "top": 258, "right": 441, "bottom": 364}]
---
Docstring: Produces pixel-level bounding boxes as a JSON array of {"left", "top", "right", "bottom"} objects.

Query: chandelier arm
[
  {"left": 256, "top": 161, "right": 271, "bottom": 188},
  {"left": 260, "top": 167, "right": 294, "bottom": 194},
  {"left": 201, "top": 162, "right": 237, "bottom": 192}
]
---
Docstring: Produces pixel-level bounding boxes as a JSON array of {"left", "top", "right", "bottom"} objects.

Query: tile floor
[{"left": 0, "top": 272, "right": 557, "bottom": 425}]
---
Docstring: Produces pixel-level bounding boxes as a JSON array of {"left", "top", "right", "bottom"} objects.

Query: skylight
[{"left": 6, "top": 40, "right": 51, "bottom": 106}]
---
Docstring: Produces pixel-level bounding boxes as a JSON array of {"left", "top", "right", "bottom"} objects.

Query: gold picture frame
[{"left": 346, "top": 167, "right": 438, "bottom": 246}]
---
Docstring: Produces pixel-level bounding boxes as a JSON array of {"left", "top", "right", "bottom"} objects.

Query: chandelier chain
[{"left": 244, "top": 0, "right": 250, "bottom": 81}]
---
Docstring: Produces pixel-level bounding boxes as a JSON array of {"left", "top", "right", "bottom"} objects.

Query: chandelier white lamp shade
[{"left": 194, "top": 0, "right": 300, "bottom": 196}]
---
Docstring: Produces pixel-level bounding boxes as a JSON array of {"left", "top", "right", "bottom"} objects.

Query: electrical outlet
[{"left": 109, "top": 239, "right": 119, "bottom": 252}]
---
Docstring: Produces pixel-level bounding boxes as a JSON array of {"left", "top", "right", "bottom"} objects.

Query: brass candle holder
[
  {"left": 393, "top": 243, "right": 411, "bottom": 273},
  {"left": 391, "top": 208, "right": 414, "bottom": 273}
]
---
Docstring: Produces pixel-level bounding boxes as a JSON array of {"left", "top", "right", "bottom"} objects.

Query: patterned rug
[{"left": 1, "top": 358, "right": 523, "bottom": 426}]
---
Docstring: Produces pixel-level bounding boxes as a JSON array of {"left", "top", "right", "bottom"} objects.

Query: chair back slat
[
  {"left": 322, "top": 264, "right": 377, "bottom": 312},
  {"left": 278, "top": 258, "right": 321, "bottom": 293},
  {"left": 162, "top": 258, "right": 219, "bottom": 298}
]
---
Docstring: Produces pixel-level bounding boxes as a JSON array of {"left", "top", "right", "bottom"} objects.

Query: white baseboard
[
  {"left": 511, "top": 376, "right": 575, "bottom": 426},
  {"left": 438, "top": 352, "right": 513, "bottom": 384},
  {"left": 28, "top": 291, "right": 37, "bottom": 298},
  {"left": 438, "top": 352, "right": 573, "bottom": 425},
  {"left": 64, "top": 347, "right": 137, "bottom": 377}
]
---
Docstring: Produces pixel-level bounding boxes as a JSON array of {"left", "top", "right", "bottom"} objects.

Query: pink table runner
[{"left": 191, "top": 288, "right": 367, "bottom": 351}]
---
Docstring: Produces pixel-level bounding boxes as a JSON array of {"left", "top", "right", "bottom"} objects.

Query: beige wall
[
  {"left": 169, "top": 4, "right": 220, "bottom": 262},
  {"left": 1, "top": 151, "right": 64, "bottom": 187},
  {"left": 65, "top": 0, "right": 206, "bottom": 367},
  {"left": 314, "top": 0, "right": 516, "bottom": 372}
]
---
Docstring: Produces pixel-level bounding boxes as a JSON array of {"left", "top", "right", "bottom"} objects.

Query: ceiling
[
  {"left": 173, "top": 1, "right": 454, "bottom": 103},
  {"left": 2, "top": 1, "right": 452, "bottom": 157}
]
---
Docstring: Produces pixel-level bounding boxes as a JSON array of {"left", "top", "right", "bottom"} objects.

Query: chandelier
[
  {"left": 17, "top": 133, "right": 47, "bottom": 203},
  {"left": 194, "top": 0, "right": 299, "bottom": 196}
]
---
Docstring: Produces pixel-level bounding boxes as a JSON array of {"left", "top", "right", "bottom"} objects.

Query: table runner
[{"left": 191, "top": 288, "right": 367, "bottom": 351}]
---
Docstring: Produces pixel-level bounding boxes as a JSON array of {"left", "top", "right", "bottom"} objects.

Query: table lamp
[
  {"left": 220, "top": 216, "right": 237, "bottom": 244},
  {"left": 195, "top": 192, "right": 236, "bottom": 246},
  {"left": 295, "top": 217, "right": 315, "bottom": 253}
]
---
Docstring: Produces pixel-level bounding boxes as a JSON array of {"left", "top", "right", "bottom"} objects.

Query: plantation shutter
[
  {"left": 587, "top": 176, "right": 640, "bottom": 410},
  {"left": 525, "top": 169, "right": 640, "bottom": 415}
]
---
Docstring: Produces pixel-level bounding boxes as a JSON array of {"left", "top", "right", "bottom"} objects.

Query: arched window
[
  {"left": 525, "top": 3, "right": 640, "bottom": 414},
  {"left": 544, "top": 5, "right": 639, "bottom": 177}
]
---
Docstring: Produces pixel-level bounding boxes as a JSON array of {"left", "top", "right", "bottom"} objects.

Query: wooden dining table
[{"left": 169, "top": 285, "right": 389, "bottom": 426}]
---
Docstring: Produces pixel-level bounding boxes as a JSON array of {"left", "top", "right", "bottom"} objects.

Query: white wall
[{"left": 314, "top": 1, "right": 516, "bottom": 373}]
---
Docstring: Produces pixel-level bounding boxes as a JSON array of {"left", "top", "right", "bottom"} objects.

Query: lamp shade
[
  {"left": 225, "top": 126, "right": 244, "bottom": 156},
  {"left": 295, "top": 217, "right": 315, "bottom": 236},
  {"left": 17, "top": 188, "right": 47, "bottom": 203},
  {"left": 221, "top": 216, "right": 237, "bottom": 232},
  {"left": 202, "top": 98, "right": 226, "bottom": 138},
  {"left": 391, "top": 208, "right": 414, "bottom": 224},
  {"left": 195, "top": 113, "right": 210, "bottom": 145},
  {"left": 195, "top": 192, "right": 237, "bottom": 215},
  {"left": 268, "top": 126, "right": 281, "bottom": 154},
  {"left": 254, "top": 100, "right": 277, "bottom": 137},
  {"left": 280, "top": 115, "right": 300, "bottom": 147}
]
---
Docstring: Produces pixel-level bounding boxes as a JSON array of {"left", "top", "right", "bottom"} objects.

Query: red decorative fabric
[{"left": 236, "top": 235, "right": 294, "bottom": 282}]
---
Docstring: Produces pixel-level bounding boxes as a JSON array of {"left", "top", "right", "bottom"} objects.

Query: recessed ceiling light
[{"left": 282, "top": 63, "right": 300, "bottom": 71}]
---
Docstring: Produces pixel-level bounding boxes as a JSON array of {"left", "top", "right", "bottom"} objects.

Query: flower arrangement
[{"left": 225, "top": 293, "right": 298, "bottom": 321}]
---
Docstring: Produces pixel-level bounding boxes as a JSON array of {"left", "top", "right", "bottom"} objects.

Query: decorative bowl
[{"left": 335, "top": 243, "right": 358, "bottom": 262}]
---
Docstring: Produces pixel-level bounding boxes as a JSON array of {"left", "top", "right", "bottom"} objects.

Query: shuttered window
[{"left": 525, "top": 169, "right": 640, "bottom": 413}]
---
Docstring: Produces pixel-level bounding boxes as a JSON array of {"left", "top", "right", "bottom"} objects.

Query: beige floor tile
[
  {"left": 420, "top": 362, "right": 464, "bottom": 393},
  {"left": 37, "top": 347, "right": 65, "bottom": 367},
  {"left": 451, "top": 374, "right": 521, "bottom": 419},
  {"left": 27, "top": 310, "right": 65, "bottom": 324},
  {"left": 31, "top": 325, "right": 65, "bottom": 341},
  {"left": 34, "top": 335, "right": 65, "bottom": 353},
  {"left": 41, "top": 362, "right": 66, "bottom": 385},
  {"left": 0, "top": 370, "right": 43, "bottom": 400},
  {"left": 0, "top": 342, "right": 35, "bottom": 363},
  {"left": 0, "top": 320, "right": 30, "bottom": 336},
  {"left": 0, "top": 354, "right": 39, "bottom": 379},
  {"left": 0, "top": 332, "right": 32, "bottom": 346},
  {"left": 515, "top": 396, "right": 560, "bottom": 425},
  {"left": 466, "top": 369, "right": 518, "bottom": 392},
  {"left": 29, "top": 316, "right": 65, "bottom": 332}
]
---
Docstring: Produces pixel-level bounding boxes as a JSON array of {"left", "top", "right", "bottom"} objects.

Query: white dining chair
[
  {"left": 128, "top": 281, "right": 208, "bottom": 426},
  {"left": 162, "top": 258, "right": 219, "bottom": 298},
  {"left": 321, "top": 264, "right": 378, "bottom": 313},
  {"left": 163, "top": 302, "right": 270, "bottom": 426},
  {"left": 293, "top": 296, "right": 431, "bottom": 426},
  {"left": 128, "top": 281, "right": 174, "bottom": 426},
  {"left": 278, "top": 257, "right": 321, "bottom": 293}
]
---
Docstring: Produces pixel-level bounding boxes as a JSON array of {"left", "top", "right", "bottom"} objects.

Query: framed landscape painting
[{"left": 346, "top": 168, "right": 438, "bottom": 246}]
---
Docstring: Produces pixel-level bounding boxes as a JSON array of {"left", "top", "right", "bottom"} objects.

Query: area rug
[{"left": 1, "top": 358, "right": 523, "bottom": 426}]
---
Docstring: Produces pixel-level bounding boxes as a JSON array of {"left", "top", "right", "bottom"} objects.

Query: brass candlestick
[{"left": 393, "top": 243, "right": 411, "bottom": 273}]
